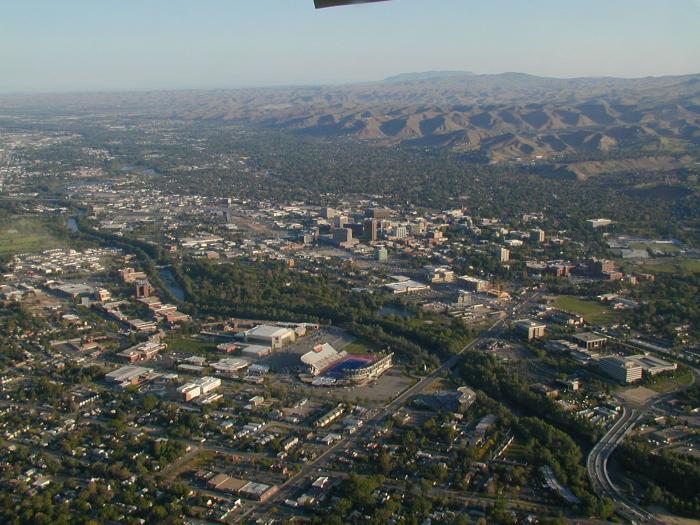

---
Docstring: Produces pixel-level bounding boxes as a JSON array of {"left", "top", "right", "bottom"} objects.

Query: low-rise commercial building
[
  {"left": 627, "top": 354, "right": 677, "bottom": 376},
  {"left": 105, "top": 366, "right": 154, "bottom": 387},
  {"left": 424, "top": 265, "right": 455, "bottom": 283},
  {"left": 314, "top": 404, "right": 345, "bottom": 428},
  {"left": 384, "top": 276, "right": 430, "bottom": 294},
  {"left": 116, "top": 340, "right": 164, "bottom": 362},
  {"left": 572, "top": 332, "right": 607, "bottom": 351},
  {"left": 178, "top": 376, "right": 222, "bottom": 401},
  {"left": 211, "top": 358, "right": 250, "bottom": 378},
  {"left": 587, "top": 218, "right": 612, "bottom": 229},
  {"left": 459, "top": 275, "right": 490, "bottom": 292}
]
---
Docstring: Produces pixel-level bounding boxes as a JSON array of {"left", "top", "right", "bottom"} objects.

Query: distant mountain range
[
  {"left": 167, "top": 71, "right": 700, "bottom": 165},
  {"left": 3, "top": 71, "right": 699, "bottom": 169}
]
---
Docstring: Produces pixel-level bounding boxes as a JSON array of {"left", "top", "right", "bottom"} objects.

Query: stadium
[{"left": 300, "top": 343, "right": 393, "bottom": 386}]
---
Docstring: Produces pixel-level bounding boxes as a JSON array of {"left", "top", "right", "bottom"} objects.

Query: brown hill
[
  {"left": 2, "top": 71, "right": 699, "bottom": 162},
  {"left": 166, "top": 72, "right": 700, "bottom": 161}
]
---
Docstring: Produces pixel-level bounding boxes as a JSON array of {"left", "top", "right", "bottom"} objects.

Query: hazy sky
[{"left": 1, "top": 0, "right": 699, "bottom": 93}]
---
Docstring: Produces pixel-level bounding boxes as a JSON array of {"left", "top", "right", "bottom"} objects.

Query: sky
[{"left": 1, "top": 0, "right": 699, "bottom": 93}]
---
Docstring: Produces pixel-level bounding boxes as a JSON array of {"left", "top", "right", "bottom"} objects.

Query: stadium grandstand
[{"left": 301, "top": 343, "right": 347, "bottom": 376}]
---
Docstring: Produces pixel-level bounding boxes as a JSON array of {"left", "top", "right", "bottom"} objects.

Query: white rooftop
[{"left": 248, "top": 324, "right": 293, "bottom": 338}]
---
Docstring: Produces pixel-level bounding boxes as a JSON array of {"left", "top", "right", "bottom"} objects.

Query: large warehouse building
[{"left": 238, "top": 324, "right": 296, "bottom": 349}]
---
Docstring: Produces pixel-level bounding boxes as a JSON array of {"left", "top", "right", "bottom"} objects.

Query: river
[{"left": 158, "top": 267, "right": 185, "bottom": 302}]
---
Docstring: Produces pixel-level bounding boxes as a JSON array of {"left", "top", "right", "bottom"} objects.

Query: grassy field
[
  {"left": 343, "top": 340, "right": 373, "bottom": 355},
  {"left": 554, "top": 296, "right": 619, "bottom": 324},
  {"left": 0, "top": 217, "right": 66, "bottom": 256},
  {"left": 636, "top": 259, "right": 700, "bottom": 275},
  {"left": 629, "top": 241, "right": 681, "bottom": 254},
  {"left": 646, "top": 368, "right": 694, "bottom": 394}
]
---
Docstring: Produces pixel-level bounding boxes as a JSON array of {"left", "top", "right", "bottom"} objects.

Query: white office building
[{"left": 599, "top": 356, "right": 643, "bottom": 384}]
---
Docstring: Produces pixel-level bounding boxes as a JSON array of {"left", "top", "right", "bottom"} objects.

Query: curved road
[
  {"left": 587, "top": 406, "right": 657, "bottom": 523},
  {"left": 587, "top": 370, "right": 698, "bottom": 524}
]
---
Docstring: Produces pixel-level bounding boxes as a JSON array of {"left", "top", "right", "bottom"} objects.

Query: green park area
[
  {"left": 554, "top": 295, "right": 619, "bottom": 324},
  {"left": 637, "top": 258, "right": 700, "bottom": 275},
  {"left": 646, "top": 368, "right": 694, "bottom": 394},
  {"left": 0, "top": 217, "right": 66, "bottom": 256}
]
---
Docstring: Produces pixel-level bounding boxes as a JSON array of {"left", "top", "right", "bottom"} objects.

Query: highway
[
  {"left": 233, "top": 290, "right": 542, "bottom": 522},
  {"left": 587, "top": 368, "right": 698, "bottom": 525},
  {"left": 587, "top": 406, "right": 658, "bottom": 523}
]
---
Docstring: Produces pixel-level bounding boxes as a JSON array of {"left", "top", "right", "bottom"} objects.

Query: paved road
[
  {"left": 587, "top": 369, "right": 698, "bottom": 524},
  {"left": 587, "top": 406, "right": 657, "bottom": 523},
  {"left": 233, "top": 291, "right": 541, "bottom": 522}
]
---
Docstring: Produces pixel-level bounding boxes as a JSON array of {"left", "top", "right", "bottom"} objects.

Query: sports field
[{"left": 554, "top": 296, "right": 618, "bottom": 324}]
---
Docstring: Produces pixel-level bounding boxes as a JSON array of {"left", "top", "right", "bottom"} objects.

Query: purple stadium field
[{"left": 321, "top": 355, "right": 376, "bottom": 379}]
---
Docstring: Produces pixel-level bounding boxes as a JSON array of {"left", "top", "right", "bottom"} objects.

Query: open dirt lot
[{"left": 618, "top": 386, "right": 659, "bottom": 406}]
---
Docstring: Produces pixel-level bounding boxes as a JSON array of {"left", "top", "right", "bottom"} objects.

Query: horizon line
[{"left": 1, "top": 69, "right": 699, "bottom": 97}]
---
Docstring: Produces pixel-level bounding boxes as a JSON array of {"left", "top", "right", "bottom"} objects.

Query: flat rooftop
[
  {"left": 573, "top": 332, "right": 607, "bottom": 343},
  {"left": 248, "top": 325, "right": 292, "bottom": 338}
]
